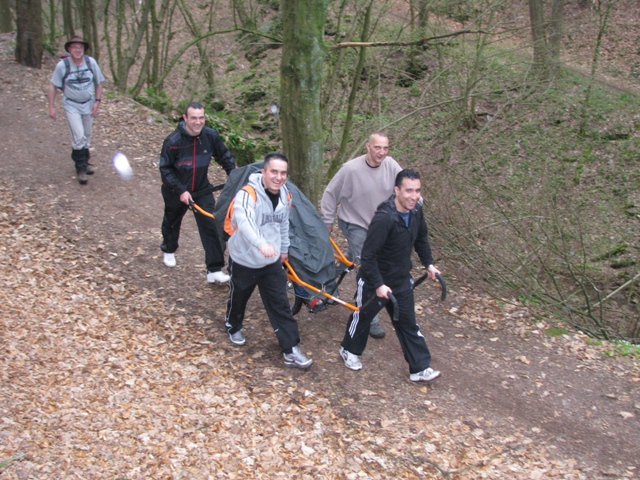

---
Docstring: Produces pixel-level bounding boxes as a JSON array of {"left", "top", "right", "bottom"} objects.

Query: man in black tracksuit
[
  {"left": 159, "top": 102, "right": 235, "bottom": 282},
  {"left": 339, "top": 169, "right": 442, "bottom": 382}
]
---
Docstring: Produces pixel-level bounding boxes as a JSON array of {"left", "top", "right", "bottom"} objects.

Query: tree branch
[
  {"left": 592, "top": 271, "right": 640, "bottom": 309},
  {"left": 332, "top": 29, "right": 484, "bottom": 49}
]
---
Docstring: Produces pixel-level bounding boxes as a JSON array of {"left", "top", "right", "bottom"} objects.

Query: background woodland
[{"left": 5, "top": 0, "right": 640, "bottom": 342}]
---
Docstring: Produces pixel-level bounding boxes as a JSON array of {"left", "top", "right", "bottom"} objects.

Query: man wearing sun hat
[{"left": 48, "top": 35, "right": 106, "bottom": 185}]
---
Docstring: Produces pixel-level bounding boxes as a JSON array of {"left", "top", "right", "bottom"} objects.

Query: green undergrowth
[
  {"left": 604, "top": 340, "right": 640, "bottom": 358},
  {"left": 417, "top": 42, "right": 640, "bottom": 342}
]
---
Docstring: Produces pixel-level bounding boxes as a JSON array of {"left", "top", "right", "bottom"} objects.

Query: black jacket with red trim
[
  {"left": 359, "top": 195, "right": 434, "bottom": 292},
  {"left": 159, "top": 121, "right": 235, "bottom": 198}
]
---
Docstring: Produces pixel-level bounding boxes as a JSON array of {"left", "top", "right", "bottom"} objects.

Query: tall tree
[
  {"left": 105, "top": 0, "right": 151, "bottom": 92},
  {"left": 232, "top": 0, "right": 257, "bottom": 31},
  {"left": 15, "top": 0, "right": 43, "bottom": 68},
  {"left": 280, "top": 0, "right": 327, "bottom": 203},
  {"left": 548, "top": 0, "right": 565, "bottom": 73},
  {"left": 328, "top": 0, "right": 373, "bottom": 178},
  {"left": 528, "top": 0, "right": 547, "bottom": 75},
  {"left": 0, "top": 0, "right": 13, "bottom": 33},
  {"left": 129, "top": 0, "right": 173, "bottom": 97},
  {"left": 47, "top": 0, "right": 55, "bottom": 46},
  {"left": 579, "top": 0, "right": 616, "bottom": 135},
  {"left": 77, "top": 0, "right": 99, "bottom": 59},
  {"left": 528, "top": 0, "right": 566, "bottom": 77},
  {"left": 178, "top": 0, "right": 215, "bottom": 94},
  {"left": 62, "top": 0, "right": 74, "bottom": 39}
]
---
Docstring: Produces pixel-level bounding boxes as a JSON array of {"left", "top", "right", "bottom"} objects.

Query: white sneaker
[
  {"left": 207, "top": 271, "right": 230, "bottom": 283},
  {"left": 339, "top": 347, "right": 362, "bottom": 371},
  {"left": 283, "top": 346, "right": 313, "bottom": 369},
  {"left": 163, "top": 253, "right": 176, "bottom": 267},
  {"left": 228, "top": 329, "right": 246, "bottom": 346},
  {"left": 409, "top": 367, "right": 441, "bottom": 382}
]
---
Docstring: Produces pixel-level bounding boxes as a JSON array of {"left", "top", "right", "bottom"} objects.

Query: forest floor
[{"left": 1, "top": 34, "right": 639, "bottom": 479}]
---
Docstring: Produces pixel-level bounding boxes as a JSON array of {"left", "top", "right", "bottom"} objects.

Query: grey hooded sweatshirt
[{"left": 227, "top": 172, "right": 291, "bottom": 269}]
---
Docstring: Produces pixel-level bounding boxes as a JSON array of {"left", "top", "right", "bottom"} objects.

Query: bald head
[{"left": 365, "top": 132, "right": 390, "bottom": 167}]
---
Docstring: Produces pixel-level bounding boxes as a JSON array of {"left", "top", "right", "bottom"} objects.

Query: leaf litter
[
  {"left": 0, "top": 183, "right": 594, "bottom": 479},
  {"left": 1, "top": 33, "right": 639, "bottom": 479}
]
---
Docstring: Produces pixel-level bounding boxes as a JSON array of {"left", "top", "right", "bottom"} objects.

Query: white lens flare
[{"left": 113, "top": 152, "right": 133, "bottom": 179}]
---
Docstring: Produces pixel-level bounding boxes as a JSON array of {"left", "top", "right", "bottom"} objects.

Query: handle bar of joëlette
[
  {"left": 188, "top": 193, "right": 447, "bottom": 312},
  {"left": 285, "top": 258, "right": 447, "bottom": 315},
  {"left": 186, "top": 183, "right": 225, "bottom": 219},
  {"left": 189, "top": 201, "right": 215, "bottom": 219},
  {"left": 357, "top": 272, "right": 447, "bottom": 321}
]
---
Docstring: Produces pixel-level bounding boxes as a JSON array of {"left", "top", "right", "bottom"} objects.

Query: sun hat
[{"left": 64, "top": 35, "right": 90, "bottom": 53}]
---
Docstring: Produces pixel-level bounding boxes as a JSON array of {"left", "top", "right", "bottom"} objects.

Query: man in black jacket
[
  {"left": 339, "top": 169, "right": 442, "bottom": 382},
  {"left": 159, "top": 102, "right": 235, "bottom": 283}
]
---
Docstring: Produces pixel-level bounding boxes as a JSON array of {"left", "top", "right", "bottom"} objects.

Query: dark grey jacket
[
  {"left": 159, "top": 121, "right": 235, "bottom": 198},
  {"left": 360, "top": 196, "right": 434, "bottom": 292}
]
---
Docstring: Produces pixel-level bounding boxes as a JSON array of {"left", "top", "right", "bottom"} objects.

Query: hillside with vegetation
[
  {"left": 113, "top": 0, "right": 640, "bottom": 342},
  {"left": 1, "top": 0, "right": 639, "bottom": 478}
]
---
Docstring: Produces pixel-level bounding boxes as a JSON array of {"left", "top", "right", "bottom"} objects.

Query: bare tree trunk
[
  {"left": 77, "top": 0, "right": 99, "bottom": 60},
  {"left": 548, "top": 0, "right": 565, "bottom": 73},
  {"left": 107, "top": 0, "right": 151, "bottom": 92},
  {"left": 178, "top": 0, "right": 215, "bottom": 94},
  {"left": 129, "top": 0, "right": 156, "bottom": 98},
  {"left": 0, "top": 0, "right": 12, "bottom": 33},
  {"left": 89, "top": 0, "right": 99, "bottom": 60},
  {"left": 129, "top": 0, "right": 172, "bottom": 98},
  {"left": 579, "top": 0, "right": 615, "bottom": 135},
  {"left": 47, "top": 0, "right": 55, "bottom": 46},
  {"left": 280, "top": 0, "right": 327, "bottom": 203},
  {"left": 232, "top": 0, "right": 256, "bottom": 30},
  {"left": 62, "top": 0, "right": 74, "bottom": 39},
  {"left": 155, "top": 0, "right": 177, "bottom": 90},
  {"left": 528, "top": 0, "right": 548, "bottom": 76},
  {"left": 328, "top": 1, "right": 372, "bottom": 178},
  {"left": 416, "top": 0, "right": 429, "bottom": 29},
  {"left": 321, "top": 0, "right": 354, "bottom": 109},
  {"left": 15, "top": 0, "right": 43, "bottom": 68}
]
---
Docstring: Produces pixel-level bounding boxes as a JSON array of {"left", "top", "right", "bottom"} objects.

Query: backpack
[
  {"left": 60, "top": 54, "right": 98, "bottom": 94},
  {"left": 223, "top": 184, "right": 292, "bottom": 240},
  {"left": 223, "top": 185, "right": 257, "bottom": 239}
]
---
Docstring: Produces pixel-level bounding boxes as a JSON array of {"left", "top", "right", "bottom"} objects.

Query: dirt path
[{"left": 1, "top": 52, "right": 639, "bottom": 479}]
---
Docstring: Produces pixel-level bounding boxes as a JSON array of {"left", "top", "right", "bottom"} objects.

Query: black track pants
[
  {"left": 341, "top": 277, "right": 432, "bottom": 374},
  {"left": 225, "top": 258, "right": 301, "bottom": 352},
  {"left": 160, "top": 186, "right": 225, "bottom": 273}
]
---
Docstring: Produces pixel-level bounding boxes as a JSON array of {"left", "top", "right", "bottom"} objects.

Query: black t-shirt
[{"left": 264, "top": 185, "right": 279, "bottom": 210}]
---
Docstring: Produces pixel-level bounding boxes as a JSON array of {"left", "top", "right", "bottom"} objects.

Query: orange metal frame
[{"left": 191, "top": 201, "right": 361, "bottom": 312}]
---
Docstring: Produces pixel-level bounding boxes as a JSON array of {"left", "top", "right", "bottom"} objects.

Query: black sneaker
[{"left": 77, "top": 171, "right": 88, "bottom": 185}]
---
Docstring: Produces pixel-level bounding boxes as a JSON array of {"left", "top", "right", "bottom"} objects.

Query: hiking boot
[
  {"left": 369, "top": 315, "right": 385, "bottom": 339},
  {"left": 283, "top": 346, "right": 313, "bottom": 369},
  {"left": 339, "top": 347, "right": 362, "bottom": 371},
  {"left": 163, "top": 253, "right": 176, "bottom": 267},
  {"left": 228, "top": 329, "right": 246, "bottom": 346},
  {"left": 86, "top": 164, "right": 95, "bottom": 175},
  {"left": 207, "top": 271, "right": 230, "bottom": 283},
  {"left": 77, "top": 171, "right": 88, "bottom": 185},
  {"left": 409, "top": 367, "right": 441, "bottom": 383}
]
